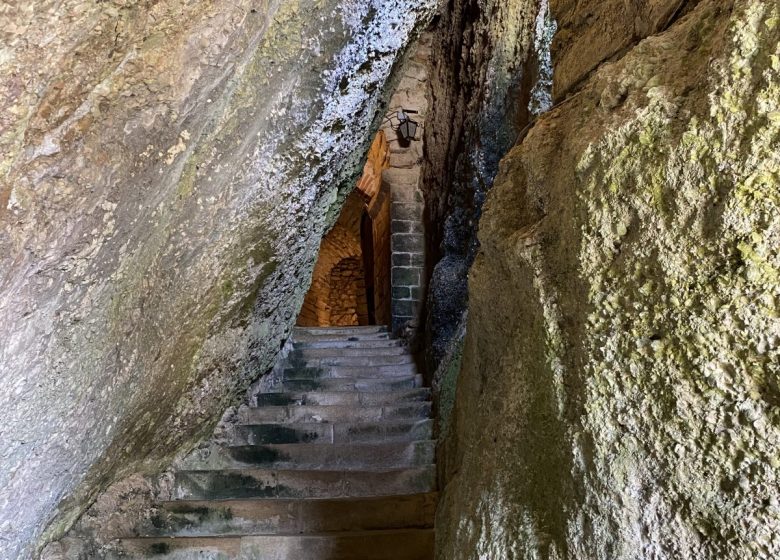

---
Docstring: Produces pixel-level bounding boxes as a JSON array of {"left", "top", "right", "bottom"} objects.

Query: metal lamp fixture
[
  {"left": 384, "top": 109, "right": 419, "bottom": 144},
  {"left": 396, "top": 110, "right": 418, "bottom": 142}
]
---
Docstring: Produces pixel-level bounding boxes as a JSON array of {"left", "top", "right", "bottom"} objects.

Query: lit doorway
[{"left": 297, "top": 133, "right": 392, "bottom": 327}]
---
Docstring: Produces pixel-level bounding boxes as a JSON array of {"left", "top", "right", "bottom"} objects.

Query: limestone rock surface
[
  {"left": 438, "top": 1, "right": 780, "bottom": 558},
  {"left": 421, "top": 0, "right": 539, "bottom": 367},
  {"left": 550, "top": 0, "right": 685, "bottom": 99},
  {"left": 0, "top": 1, "right": 434, "bottom": 557}
]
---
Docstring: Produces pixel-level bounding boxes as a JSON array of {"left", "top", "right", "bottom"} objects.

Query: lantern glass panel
[
  {"left": 399, "top": 121, "right": 410, "bottom": 140},
  {"left": 407, "top": 120, "right": 418, "bottom": 139}
]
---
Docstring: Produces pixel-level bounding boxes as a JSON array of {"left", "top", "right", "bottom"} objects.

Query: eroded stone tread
[
  {"left": 232, "top": 419, "right": 433, "bottom": 445},
  {"left": 136, "top": 493, "right": 437, "bottom": 536},
  {"left": 254, "top": 388, "right": 430, "bottom": 407},
  {"left": 172, "top": 467, "right": 436, "bottom": 500},
  {"left": 281, "top": 374, "right": 423, "bottom": 392},
  {"left": 237, "top": 402, "right": 432, "bottom": 424},
  {"left": 118, "top": 528, "right": 434, "bottom": 560}
]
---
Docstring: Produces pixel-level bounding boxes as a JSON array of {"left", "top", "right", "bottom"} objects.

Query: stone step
[
  {"left": 293, "top": 325, "right": 389, "bottom": 336},
  {"left": 254, "top": 388, "right": 430, "bottom": 407},
  {"left": 289, "top": 353, "right": 416, "bottom": 367},
  {"left": 118, "top": 528, "right": 434, "bottom": 560},
  {"left": 293, "top": 345, "right": 408, "bottom": 358},
  {"left": 172, "top": 467, "right": 436, "bottom": 500},
  {"left": 238, "top": 402, "right": 432, "bottom": 424},
  {"left": 135, "top": 493, "right": 437, "bottom": 537},
  {"left": 178, "top": 441, "right": 436, "bottom": 471},
  {"left": 293, "top": 338, "right": 403, "bottom": 350},
  {"left": 294, "top": 332, "right": 393, "bottom": 343},
  {"left": 281, "top": 375, "right": 423, "bottom": 392},
  {"left": 231, "top": 419, "right": 433, "bottom": 445},
  {"left": 284, "top": 363, "right": 418, "bottom": 379}
]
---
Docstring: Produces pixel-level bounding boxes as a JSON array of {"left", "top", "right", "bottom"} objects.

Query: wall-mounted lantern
[
  {"left": 384, "top": 109, "right": 419, "bottom": 147},
  {"left": 396, "top": 111, "right": 418, "bottom": 143}
]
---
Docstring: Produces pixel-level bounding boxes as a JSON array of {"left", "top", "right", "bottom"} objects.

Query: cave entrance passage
[
  {"left": 297, "top": 133, "right": 393, "bottom": 328},
  {"left": 297, "top": 50, "right": 430, "bottom": 334}
]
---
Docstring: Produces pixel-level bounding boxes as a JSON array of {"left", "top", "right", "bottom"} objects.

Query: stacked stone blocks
[{"left": 382, "top": 34, "right": 431, "bottom": 334}]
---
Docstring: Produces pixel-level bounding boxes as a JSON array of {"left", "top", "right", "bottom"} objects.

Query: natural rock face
[
  {"left": 438, "top": 0, "right": 780, "bottom": 558},
  {"left": 421, "top": 0, "right": 540, "bottom": 367},
  {"left": 0, "top": 1, "right": 434, "bottom": 557},
  {"left": 550, "top": 0, "right": 685, "bottom": 99}
]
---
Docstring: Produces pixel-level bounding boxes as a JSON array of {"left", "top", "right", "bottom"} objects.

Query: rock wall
[
  {"left": 421, "top": 0, "right": 541, "bottom": 367},
  {"left": 438, "top": 0, "right": 780, "bottom": 558},
  {"left": 550, "top": 0, "right": 686, "bottom": 100},
  {"left": 0, "top": 1, "right": 435, "bottom": 557}
]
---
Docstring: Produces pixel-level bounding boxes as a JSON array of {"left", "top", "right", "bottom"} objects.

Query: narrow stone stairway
[{"left": 115, "top": 326, "right": 436, "bottom": 559}]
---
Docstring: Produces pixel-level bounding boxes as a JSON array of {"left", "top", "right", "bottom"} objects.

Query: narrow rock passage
[{"left": 116, "top": 326, "right": 436, "bottom": 559}]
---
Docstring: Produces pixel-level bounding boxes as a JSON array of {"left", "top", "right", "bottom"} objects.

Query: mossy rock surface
[
  {"left": 438, "top": 1, "right": 780, "bottom": 558},
  {"left": 0, "top": 1, "right": 435, "bottom": 557}
]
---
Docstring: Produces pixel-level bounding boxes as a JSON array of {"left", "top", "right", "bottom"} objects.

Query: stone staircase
[{"left": 115, "top": 326, "right": 435, "bottom": 559}]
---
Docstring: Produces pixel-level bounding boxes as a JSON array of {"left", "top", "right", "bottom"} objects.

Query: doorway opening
[
  {"left": 361, "top": 210, "right": 376, "bottom": 325},
  {"left": 296, "top": 132, "right": 392, "bottom": 327},
  {"left": 297, "top": 34, "right": 430, "bottom": 333}
]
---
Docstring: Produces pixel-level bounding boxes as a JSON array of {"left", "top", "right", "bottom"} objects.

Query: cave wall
[
  {"left": 438, "top": 0, "right": 780, "bottom": 558},
  {"left": 550, "top": 0, "right": 686, "bottom": 100},
  {"left": 421, "top": 0, "right": 541, "bottom": 367},
  {"left": 0, "top": 1, "right": 435, "bottom": 557}
]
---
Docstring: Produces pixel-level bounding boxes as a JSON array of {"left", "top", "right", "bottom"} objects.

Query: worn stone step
[
  {"left": 293, "top": 338, "right": 403, "bottom": 350},
  {"left": 294, "top": 332, "right": 393, "bottom": 344},
  {"left": 238, "top": 402, "right": 432, "bottom": 424},
  {"left": 135, "top": 493, "right": 437, "bottom": 537},
  {"left": 172, "top": 467, "right": 436, "bottom": 500},
  {"left": 254, "top": 388, "right": 430, "bottom": 407},
  {"left": 178, "top": 441, "right": 435, "bottom": 471},
  {"left": 231, "top": 419, "right": 433, "bottom": 445},
  {"left": 281, "top": 375, "right": 423, "bottom": 392},
  {"left": 118, "top": 528, "right": 434, "bottom": 560},
  {"left": 290, "top": 353, "right": 416, "bottom": 368},
  {"left": 293, "top": 345, "right": 408, "bottom": 358},
  {"left": 284, "top": 363, "right": 418, "bottom": 380},
  {"left": 293, "top": 325, "right": 389, "bottom": 336}
]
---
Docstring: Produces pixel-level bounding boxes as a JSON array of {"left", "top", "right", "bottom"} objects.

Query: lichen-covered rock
[
  {"left": 0, "top": 1, "right": 434, "bottom": 557},
  {"left": 550, "top": 0, "right": 684, "bottom": 99},
  {"left": 438, "top": 0, "right": 780, "bottom": 557}
]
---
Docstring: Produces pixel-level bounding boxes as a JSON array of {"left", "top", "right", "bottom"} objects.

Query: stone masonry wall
[
  {"left": 365, "top": 181, "right": 393, "bottom": 326},
  {"left": 361, "top": 132, "right": 393, "bottom": 325},
  {"left": 381, "top": 33, "right": 432, "bottom": 336},
  {"left": 297, "top": 132, "right": 390, "bottom": 327},
  {"left": 328, "top": 256, "right": 369, "bottom": 326},
  {"left": 296, "top": 195, "right": 365, "bottom": 327}
]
